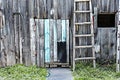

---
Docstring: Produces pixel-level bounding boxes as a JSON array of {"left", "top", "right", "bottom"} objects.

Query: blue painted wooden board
[
  {"left": 44, "top": 19, "right": 67, "bottom": 63},
  {"left": 62, "top": 20, "right": 66, "bottom": 42},
  {"left": 45, "top": 19, "right": 50, "bottom": 62}
]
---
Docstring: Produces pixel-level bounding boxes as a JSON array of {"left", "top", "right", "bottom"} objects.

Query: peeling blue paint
[
  {"left": 44, "top": 19, "right": 67, "bottom": 62},
  {"left": 45, "top": 19, "right": 50, "bottom": 62},
  {"left": 62, "top": 20, "right": 66, "bottom": 42}
]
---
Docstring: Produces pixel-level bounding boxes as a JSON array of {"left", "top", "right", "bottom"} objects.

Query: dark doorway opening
[
  {"left": 98, "top": 13, "right": 115, "bottom": 27},
  {"left": 57, "top": 42, "right": 67, "bottom": 63}
]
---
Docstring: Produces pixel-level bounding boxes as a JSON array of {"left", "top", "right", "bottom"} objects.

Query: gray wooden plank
[
  {"left": 66, "top": 20, "right": 69, "bottom": 63},
  {"left": 13, "top": 15, "right": 20, "bottom": 64},
  {"left": 35, "top": 19, "right": 40, "bottom": 67},
  {"left": 39, "top": 19, "right": 44, "bottom": 67},
  {"left": 53, "top": 20, "right": 57, "bottom": 62},
  {"left": 57, "top": 20, "right": 62, "bottom": 42},
  {"left": 43, "top": 0, "right": 47, "bottom": 18},
  {"left": 49, "top": 19, "right": 54, "bottom": 62},
  {"left": 7, "top": 0, "right": 16, "bottom": 66},
  {"left": 12, "top": 0, "right": 18, "bottom": 12},
  {"left": 53, "top": 0, "right": 58, "bottom": 19},
  {"left": 22, "top": 0, "right": 31, "bottom": 66},
  {"left": 30, "top": 18, "right": 36, "bottom": 65}
]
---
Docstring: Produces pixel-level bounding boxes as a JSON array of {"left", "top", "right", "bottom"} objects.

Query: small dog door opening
[
  {"left": 98, "top": 13, "right": 115, "bottom": 27},
  {"left": 57, "top": 42, "right": 66, "bottom": 63}
]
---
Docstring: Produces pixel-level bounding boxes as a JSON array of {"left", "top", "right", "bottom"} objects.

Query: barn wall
[
  {"left": 91, "top": 0, "right": 118, "bottom": 13},
  {"left": 95, "top": 28, "right": 116, "bottom": 61},
  {"left": 0, "top": 0, "right": 119, "bottom": 67}
]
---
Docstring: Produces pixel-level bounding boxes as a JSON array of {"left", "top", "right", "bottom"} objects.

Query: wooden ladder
[
  {"left": 73, "top": 0, "right": 96, "bottom": 71},
  {"left": 116, "top": 0, "right": 120, "bottom": 72}
]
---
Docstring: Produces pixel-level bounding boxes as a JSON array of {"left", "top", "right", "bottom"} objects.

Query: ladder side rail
[
  {"left": 117, "top": 0, "right": 120, "bottom": 72},
  {"left": 73, "top": 0, "right": 76, "bottom": 71},
  {"left": 89, "top": 0, "right": 96, "bottom": 68}
]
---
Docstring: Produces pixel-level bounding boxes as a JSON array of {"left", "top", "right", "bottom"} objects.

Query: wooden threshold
[{"left": 45, "top": 62, "right": 69, "bottom": 68}]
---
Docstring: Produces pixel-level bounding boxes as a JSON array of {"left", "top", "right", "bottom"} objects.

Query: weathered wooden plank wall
[
  {"left": 0, "top": 0, "right": 119, "bottom": 67},
  {"left": 93, "top": 5, "right": 117, "bottom": 62},
  {"left": 30, "top": 19, "right": 69, "bottom": 66},
  {"left": 30, "top": 19, "right": 45, "bottom": 67},
  {"left": 95, "top": 28, "right": 116, "bottom": 59},
  {"left": 91, "top": 0, "right": 118, "bottom": 12}
]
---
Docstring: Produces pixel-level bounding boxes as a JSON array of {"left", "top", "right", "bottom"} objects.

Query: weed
[
  {"left": 0, "top": 64, "right": 47, "bottom": 80},
  {"left": 73, "top": 62, "right": 120, "bottom": 80}
]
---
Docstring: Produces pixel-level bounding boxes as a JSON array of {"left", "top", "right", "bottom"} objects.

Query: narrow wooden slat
[
  {"left": 75, "top": 57, "right": 95, "bottom": 61},
  {"left": 66, "top": 20, "right": 69, "bottom": 63},
  {"left": 75, "top": 0, "right": 89, "bottom": 2},
  {"left": 74, "top": 45, "right": 93, "bottom": 48},
  {"left": 62, "top": 20, "right": 66, "bottom": 42},
  {"left": 74, "top": 11, "right": 91, "bottom": 13},
  {"left": 45, "top": 19, "right": 50, "bottom": 62},
  {"left": 89, "top": 0, "right": 96, "bottom": 68},
  {"left": 13, "top": 15, "right": 19, "bottom": 64},
  {"left": 73, "top": 0, "right": 76, "bottom": 71},
  {"left": 116, "top": 0, "right": 120, "bottom": 72},
  {"left": 36, "top": 19, "right": 40, "bottom": 67},
  {"left": 57, "top": 20, "right": 62, "bottom": 42},
  {"left": 75, "top": 22, "right": 92, "bottom": 25},
  {"left": 75, "top": 34, "right": 93, "bottom": 37},
  {"left": 10, "top": 0, "right": 16, "bottom": 66},
  {"left": 46, "top": 62, "right": 69, "bottom": 65},
  {"left": 0, "top": 29, "right": 6, "bottom": 67},
  {"left": 94, "top": 7, "right": 98, "bottom": 34},
  {"left": 30, "top": 18, "right": 36, "bottom": 65},
  {"left": 39, "top": 19, "right": 44, "bottom": 67},
  {"left": 50, "top": 19, "right": 54, "bottom": 62},
  {"left": 53, "top": 20, "right": 57, "bottom": 62},
  {"left": 19, "top": 15, "right": 22, "bottom": 64},
  {"left": 53, "top": 0, "right": 58, "bottom": 19}
]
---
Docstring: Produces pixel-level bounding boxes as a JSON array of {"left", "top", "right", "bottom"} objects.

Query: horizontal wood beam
[{"left": 75, "top": 57, "right": 95, "bottom": 61}]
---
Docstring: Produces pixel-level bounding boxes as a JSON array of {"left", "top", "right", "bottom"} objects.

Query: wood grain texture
[{"left": 0, "top": 0, "right": 118, "bottom": 67}]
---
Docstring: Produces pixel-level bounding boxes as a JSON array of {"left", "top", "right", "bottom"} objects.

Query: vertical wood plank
[
  {"left": 36, "top": 19, "right": 40, "bottom": 66},
  {"left": 0, "top": 0, "right": 7, "bottom": 67},
  {"left": 49, "top": 19, "right": 54, "bottom": 62},
  {"left": 54, "top": 20, "right": 57, "bottom": 61},
  {"left": 57, "top": 20, "right": 62, "bottom": 42},
  {"left": 66, "top": 20, "right": 69, "bottom": 63},
  {"left": 30, "top": 18, "right": 36, "bottom": 65},
  {"left": 94, "top": 7, "right": 98, "bottom": 34},
  {"left": 47, "top": 0, "right": 52, "bottom": 18},
  {"left": 13, "top": 14, "right": 19, "bottom": 64},
  {"left": 62, "top": 20, "right": 66, "bottom": 42},
  {"left": 53, "top": 0, "right": 58, "bottom": 19},
  {"left": 45, "top": 19, "right": 50, "bottom": 62},
  {"left": 117, "top": 0, "right": 120, "bottom": 71},
  {"left": 7, "top": 0, "right": 16, "bottom": 66},
  {"left": 43, "top": 0, "right": 47, "bottom": 18},
  {"left": 39, "top": 19, "right": 44, "bottom": 67},
  {"left": 37, "top": 0, "right": 40, "bottom": 18}
]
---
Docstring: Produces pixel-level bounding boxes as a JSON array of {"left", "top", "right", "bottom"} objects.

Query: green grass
[
  {"left": 0, "top": 64, "right": 47, "bottom": 80},
  {"left": 73, "top": 62, "right": 120, "bottom": 80}
]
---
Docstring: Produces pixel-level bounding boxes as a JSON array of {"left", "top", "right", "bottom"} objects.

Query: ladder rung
[
  {"left": 75, "top": 22, "right": 92, "bottom": 25},
  {"left": 74, "top": 11, "right": 91, "bottom": 13},
  {"left": 74, "top": 45, "right": 93, "bottom": 48},
  {"left": 75, "top": 0, "right": 90, "bottom": 2},
  {"left": 75, "top": 34, "right": 93, "bottom": 37},
  {"left": 75, "top": 57, "right": 95, "bottom": 61}
]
